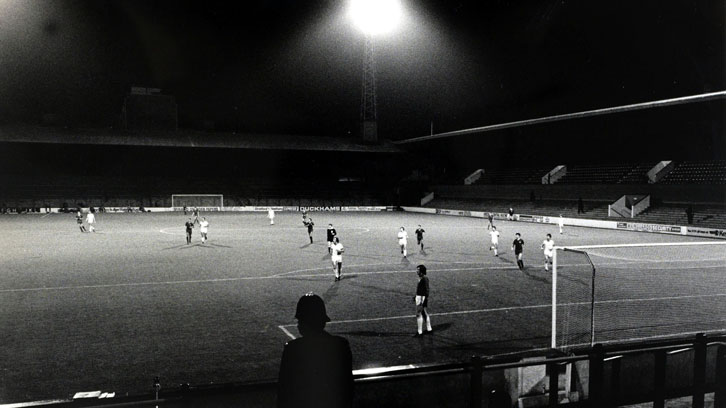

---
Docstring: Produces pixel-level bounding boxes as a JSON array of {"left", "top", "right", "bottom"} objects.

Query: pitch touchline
[{"left": 564, "top": 241, "right": 726, "bottom": 250}]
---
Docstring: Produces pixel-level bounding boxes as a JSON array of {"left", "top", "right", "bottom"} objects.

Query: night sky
[{"left": 0, "top": 0, "right": 723, "bottom": 144}]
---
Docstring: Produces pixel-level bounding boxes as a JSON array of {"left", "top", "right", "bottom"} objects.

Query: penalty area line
[
  {"left": 279, "top": 293, "right": 726, "bottom": 329},
  {"left": 278, "top": 325, "right": 297, "bottom": 340}
]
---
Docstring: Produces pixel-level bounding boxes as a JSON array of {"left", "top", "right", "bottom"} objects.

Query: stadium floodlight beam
[
  {"left": 349, "top": 0, "right": 403, "bottom": 143},
  {"left": 349, "top": 0, "right": 403, "bottom": 36}
]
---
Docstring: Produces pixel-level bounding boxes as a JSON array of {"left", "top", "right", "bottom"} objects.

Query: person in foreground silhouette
[{"left": 277, "top": 293, "right": 353, "bottom": 408}]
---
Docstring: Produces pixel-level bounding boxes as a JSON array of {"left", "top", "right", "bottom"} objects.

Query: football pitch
[{"left": 1, "top": 211, "right": 725, "bottom": 403}]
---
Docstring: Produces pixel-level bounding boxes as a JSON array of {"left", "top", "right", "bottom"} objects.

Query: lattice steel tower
[{"left": 361, "top": 35, "right": 378, "bottom": 143}]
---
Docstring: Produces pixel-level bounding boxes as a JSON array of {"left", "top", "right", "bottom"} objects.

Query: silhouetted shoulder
[{"left": 278, "top": 332, "right": 353, "bottom": 408}]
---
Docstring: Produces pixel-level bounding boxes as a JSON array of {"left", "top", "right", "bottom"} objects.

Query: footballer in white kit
[
  {"left": 86, "top": 211, "right": 96, "bottom": 233},
  {"left": 541, "top": 233, "right": 555, "bottom": 271},
  {"left": 267, "top": 208, "right": 275, "bottom": 225},
  {"left": 558, "top": 215, "right": 564, "bottom": 234},
  {"left": 199, "top": 217, "right": 210, "bottom": 243},
  {"left": 489, "top": 226, "right": 500, "bottom": 256},
  {"left": 331, "top": 237, "right": 344, "bottom": 281},
  {"left": 397, "top": 227, "right": 409, "bottom": 258}
]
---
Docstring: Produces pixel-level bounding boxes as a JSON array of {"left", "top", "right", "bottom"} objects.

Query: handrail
[{"left": 3, "top": 333, "right": 725, "bottom": 408}]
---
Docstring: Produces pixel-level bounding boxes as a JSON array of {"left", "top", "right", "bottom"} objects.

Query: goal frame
[
  {"left": 171, "top": 194, "right": 224, "bottom": 210},
  {"left": 552, "top": 241, "right": 726, "bottom": 350},
  {"left": 551, "top": 247, "right": 596, "bottom": 349}
]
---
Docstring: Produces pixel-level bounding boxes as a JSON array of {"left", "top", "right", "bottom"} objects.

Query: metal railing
[{"left": 4, "top": 332, "right": 725, "bottom": 408}]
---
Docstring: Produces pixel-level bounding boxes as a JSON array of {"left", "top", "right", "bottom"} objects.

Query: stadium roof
[{"left": 0, "top": 125, "right": 403, "bottom": 153}]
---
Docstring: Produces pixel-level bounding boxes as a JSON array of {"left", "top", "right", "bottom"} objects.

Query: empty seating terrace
[
  {"left": 426, "top": 198, "right": 610, "bottom": 220},
  {"left": 660, "top": 160, "right": 726, "bottom": 184},
  {"left": 556, "top": 163, "right": 637, "bottom": 184},
  {"left": 431, "top": 160, "right": 726, "bottom": 228},
  {"left": 617, "top": 163, "right": 653, "bottom": 184},
  {"left": 425, "top": 198, "right": 726, "bottom": 229},
  {"left": 474, "top": 166, "right": 552, "bottom": 185},
  {"left": 470, "top": 160, "right": 726, "bottom": 185},
  {"left": 637, "top": 204, "right": 726, "bottom": 229}
]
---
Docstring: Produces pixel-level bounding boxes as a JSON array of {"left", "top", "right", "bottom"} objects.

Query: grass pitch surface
[{"left": 1, "top": 211, "right": 724, "bottom": 403}]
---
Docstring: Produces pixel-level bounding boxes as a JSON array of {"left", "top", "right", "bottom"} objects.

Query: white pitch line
[
  {"left": 2, "top": 258, "right": 725, "bottom": 293},
  {"left": 0, "top": 263, "right": 566, "bottom": 293},
  {"left": 159, "top": 226, "right": 373, "bottom": 236},
  {"left": 278, "top": 325, "right": 297, "bottom": 340},
  {"left": 278, "top": 293, "right": 726, "bottom": 328},
  {"left": 563, "top": 241, "right": 726, "bottom": 250},
  {"left": 272, "top": 262, "right": 399, "bottom": 278}
]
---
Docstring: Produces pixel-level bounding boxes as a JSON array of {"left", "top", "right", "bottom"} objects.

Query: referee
[
  {"left": 512, "top": 233, "right": 525, "bottom": 270},
  {"left": 414, "top": 265, "right": 433, "bottom": 337}
]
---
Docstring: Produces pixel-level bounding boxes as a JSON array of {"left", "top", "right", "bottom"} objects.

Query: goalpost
[
  {"left": 171, "top": 194, "right": 224, "bottom": 210},
  {"left": 551, "top": 241, "right": 726, "bottom": 351}
]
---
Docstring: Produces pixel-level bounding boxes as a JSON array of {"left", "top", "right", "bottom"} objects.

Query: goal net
[
  {"left": 171, "top": 194, "right": 224, "bottom": 211},
  {"left": 552, "top": 241, "right": 726, "bottom": 351}
]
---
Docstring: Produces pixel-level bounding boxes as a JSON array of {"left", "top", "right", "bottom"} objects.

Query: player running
[
  {"left": 398, "top": 226, "right": 409, "bottom": 258},
  {"left": 511, "top": 233, "right": 525, "bottom": 270},
  {"left": 414, "top": 225, "right": 425, "bottom": 251},
  {"left": 541, "top": 233, "right": 555, "bottom": 271},
  {"left": 86, "top": 210, "right": 96, "bottom": 233},
  {"left": 303, "top": 216, "right": 314, "bottom": 244},
  {"left": 76, "top": 210, "right": 86, "bottom": 233},
  {"left": 331, "top": 237, "right": 344, "bottom": 281},
  {"left": 268, "top": 208, "right": 275, "bottom": 225},
  {"left": 326, "top": 224, "right": 337, "bottom": 254},
  {"left": 199, "top": 217, "right": 209, "bottom": 243},
  {"left": 185, "top": 218, "right": 194, "bottom": 244},
  {"left": 558, "top": 214, "right": 564, "bottom": 235},
  {"left": 192, "top": 207, "right": 200, "bottom": 225},
  {"left": 489, "top": 226, "right": 500, "bottom": 256}
]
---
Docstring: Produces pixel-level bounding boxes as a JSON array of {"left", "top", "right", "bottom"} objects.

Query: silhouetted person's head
[{"left": 295, "top": 293, "right": 330, "bottom": 336}]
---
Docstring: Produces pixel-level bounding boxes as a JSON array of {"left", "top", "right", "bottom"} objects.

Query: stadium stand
[
  {"left": 617, "top": 162, "right": 654, "bottom": 184},
  {"left": 659, "top": 159, "right": 726, "bottom": 184},
  {"left": 0, "top": 174, "right": 385, "bottom": 209},
  {"left": 636, "top": 203, "right": 726, "bottom": 228},
  {"left": 474, "top": 166, "right": 552, "bottom": 185},
  {"left": 426, "top": 197, "right": 726, "bottom": 229},
  {"left": 426, "top": 198, "right": 610, "bottom": 219},
  {"left": 464, "top": 161, "right": 726, "bottom": 185},
  {"left": 555, "top": 163, "right": 639, "bottom": 184}
]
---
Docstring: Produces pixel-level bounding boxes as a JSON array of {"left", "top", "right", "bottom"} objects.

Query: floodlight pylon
[{"left": 361, "top": 35, "right": 378, "bottom": 143}]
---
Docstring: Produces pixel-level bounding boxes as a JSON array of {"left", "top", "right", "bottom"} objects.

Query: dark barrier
[{"left": 6, "top": 333, "right": 726, "bottom": 408}]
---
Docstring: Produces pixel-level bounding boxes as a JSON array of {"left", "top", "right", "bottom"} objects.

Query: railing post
[
  {"left": 716, "top": 345, "right": 726, "bottom": 408},
  {"left": 548, "top": 361, "right": 559, "bottom": 407},
  {"left": 589, "top": 344, "right": 604, "bottom": 407},
  {"left": 693, "top": 333, "right": 706, "bottom": 408},
  {"left": 606, "top": 356, "right": 622, "bottom": 405},
  {"left": 470, "top": 356, "right": 483, "bottom": 408},
  {"left": 653, "top": 350, "right": 666, "bottom": 408}
]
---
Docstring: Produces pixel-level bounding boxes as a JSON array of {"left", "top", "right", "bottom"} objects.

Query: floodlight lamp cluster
[{"left": 349, "top": 0, "right": 402, "bottom": 36}]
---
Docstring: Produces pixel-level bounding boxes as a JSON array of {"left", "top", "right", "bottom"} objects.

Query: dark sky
[{"left": 0, "top": 0, "right": 724, "bottom": 141}]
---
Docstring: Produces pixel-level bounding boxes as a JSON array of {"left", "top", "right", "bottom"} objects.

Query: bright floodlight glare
[{"left": 350, "top": 0, "right": 402, "bottom": 36}]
